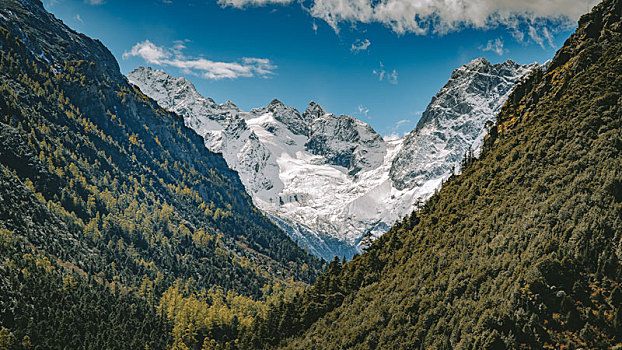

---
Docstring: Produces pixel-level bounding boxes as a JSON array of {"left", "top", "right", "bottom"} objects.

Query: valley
[{"left": 0, "top": 0, "right": 620, "bottom": 348}]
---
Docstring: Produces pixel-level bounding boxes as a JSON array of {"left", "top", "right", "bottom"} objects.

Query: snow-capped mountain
[
  {"left": 128, "top": 59, "right": 536, "bottom": 261},
  {"left": 306, "top": 111, "right": 387, "bottom": 176},
  {"left": 390, "top": 58, "right": 538, "bottom": 190}
]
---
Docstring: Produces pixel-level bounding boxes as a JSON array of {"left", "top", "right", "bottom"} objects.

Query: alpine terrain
[
  {"left": 1, "top": 0, "right": 620, "bottom": 348},
  {"left": 129, "top": 58, "right": 536, "bottom": 260}
]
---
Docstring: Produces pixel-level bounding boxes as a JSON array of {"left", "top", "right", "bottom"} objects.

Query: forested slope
[
  {"left": 247, "top": 0, "right": 622, "bottom": 348},
  {"left": 0, "top": 0, "right": 322, "bottom": 348}
]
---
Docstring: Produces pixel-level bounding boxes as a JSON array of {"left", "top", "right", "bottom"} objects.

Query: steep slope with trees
[
  {"left": 0, "top": 0, "right": 322, "bottom": 348},
  {"left": 247, "top": 0, "right": 622, "bottom": 348}
]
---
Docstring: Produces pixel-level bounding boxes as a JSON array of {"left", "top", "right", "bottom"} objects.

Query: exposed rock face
[
  {"left": 268, "top": 99, "right": 311, "bottom": 136},
  {"left": 306, "top": 114, "right": 387, "bottom": 175},
  {"left": 390, "top": 58, "right": 537, "bottom": 190},
  {"left": 303, "top": 101, "right": 325, "bottom": 121}
]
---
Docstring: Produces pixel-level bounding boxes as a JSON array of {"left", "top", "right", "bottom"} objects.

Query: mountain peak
[
  {"left": 467, "top": 57, "right": 491, "bottom": 67},
  {"left": 502, "top": 58, "right": 517, "bottom": 66},
  {"left": 268, "top": 98, "right": 285, "bottom": 110},
  {"left": 224, "top": 100, "right": 238, "bottom": 109},
  {"left": 264, "top": 99, "right": 310, "bottom": 135},
  {"left": 390, "top": 57, "right": 535, "bottom": 190},
  {"left": 303, "top": 101, "right": 326, "bottom": 121},
  {"left": 130, "top": 65, "right": 151, "bottom": 74},
  {"left": 129, "top": 66, "right": 190, "bottom": 88},
  {"left": 127, "top": 66, "right": 222, "bottom": 120},
  {"left": 130, "top": 66, "right": 166, "bottom": 77},
  {"left": 307, "top": 100, "right": 322, "bottom": 108},
  {"left": 306, "top": 113, "right": 387, "bottom": 175}
]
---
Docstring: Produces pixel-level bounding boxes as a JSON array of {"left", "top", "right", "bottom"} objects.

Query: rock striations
[{"left": 390, "top": 58, "right": 537, "bottom": 190}]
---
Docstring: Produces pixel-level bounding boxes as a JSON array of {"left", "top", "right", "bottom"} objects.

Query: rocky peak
[
  {"left": 306, "top": 114, "right": 387, "bottom": 175},
  {"left": 266, "top": 99, "right": 309, "bottom": 136},
  {"left": 466, "top": 57, "right": 491, "bottom": 69},
  {"left": 303, "top": 101, "right": 326, "bottom": 121},
  {"left": 415, "top": 58, "right": 531, "bottom": 131},
  {"left": 446, "top": 58, "right": 494, "bottom": 79},
  {"left": 390, "top": 58, "right": 535, "bottom": 190},
  {"left": 223, "top": 100, "right": 238, "bottom": 109},
  {"left": 267, "top": 98, "right": 285, "bottom": 110},
  {"left": 128, "top": 67, "right": 218, "bottom": 109},
  {"left": 127, "top": 67, "right": 242, "bottom": 139}
]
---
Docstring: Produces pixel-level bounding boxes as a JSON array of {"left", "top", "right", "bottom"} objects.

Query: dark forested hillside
[
  {"left": 0, "top": 0, "right": 322, "bottom": 348},
  {"left": 248, "top": 0, "right": 622, "bottom": 348}
]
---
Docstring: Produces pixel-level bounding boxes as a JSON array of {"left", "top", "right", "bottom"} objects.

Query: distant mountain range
[{"left": 129, "top": 59, "right": 536, "bottom": 260}]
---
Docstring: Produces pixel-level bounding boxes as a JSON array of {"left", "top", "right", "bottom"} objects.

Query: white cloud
[
  {"left": 395, "top": 119, "right": 410, "bottom": 127},
  {"left": 372, "top": 62, "right": 385, "bottom": 80},
  {"left": 384, "top": 118, "right": 412, "bottom": 140},
  {"left": 527, "top": 22, "right": 556, "bottom": 47},
  {"left": 373, "top": 61, "right": 398, "bottom": 84},
  {"left": 123, "top": 40, "right": 277, "bottom": 80},
  {"left": 171, "top": 39, "right": 189, "bottom": 56},
  {"left": 481, "top": 38, "right": 504, "bottom": 56},
  {"left": 84, "top": 0, "right": 105, "bottom": 5},
  {"left": 123, "top": 40, "right": 169, "bottom": 63},
  {"left": 312, "top": 21, "right": 318, "bottom": 33},
  {"left": 218, "top": 0, "right": 292, "bottom": 8},
  {"left": 357, "top": 105, "right": 370, "bottom": 119},
  {"left": 307, "top": 0, "right": 600, "bottom": 35},
  {"left": 218, "top": 0, "right": 599, "bottom": 43},
  {"left": 351, "top": 38, "right": 371, "bottom": 53},
  {"left": 74, "top": 14, "right": 83, "bottom": 23},
  {"left": 383, "top": 133, "right": 402, "bottom": 141},
  {"left": 388, "top": 69, "right": 398, "bottom": 84}
]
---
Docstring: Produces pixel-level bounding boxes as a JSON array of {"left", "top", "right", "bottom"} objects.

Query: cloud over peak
[
  {"left": 123, "top": 40, "right": 277, "bottom": 80},
  {"left": 481, "top": 38, "right": 505, "bottom": 56}
]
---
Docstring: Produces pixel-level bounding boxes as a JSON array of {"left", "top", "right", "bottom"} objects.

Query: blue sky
[{"left": 43, "top": 0, "right": 596, "bottom": 137}]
